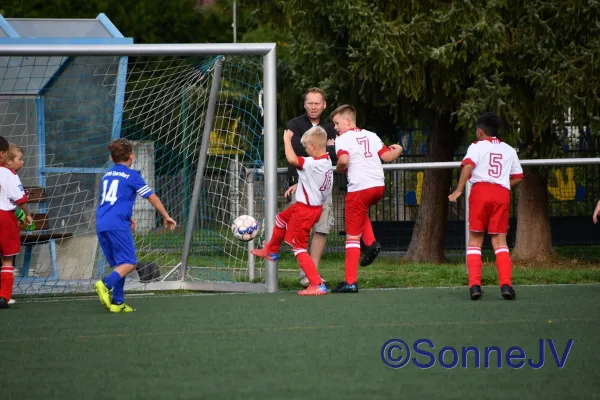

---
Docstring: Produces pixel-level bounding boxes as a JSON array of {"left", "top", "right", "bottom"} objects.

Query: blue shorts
[{"left": 97, "top": 230, "right": 137, "bottom": 267}]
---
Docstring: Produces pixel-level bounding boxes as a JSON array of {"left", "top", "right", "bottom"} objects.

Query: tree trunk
[
  {"left": 404, "top": 113, "right": 457, "bottom": 263},
  {"left": 512, "top": 170, "right": 556, "bottom": 263}
]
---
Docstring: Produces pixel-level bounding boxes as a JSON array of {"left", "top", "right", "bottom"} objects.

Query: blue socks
[
  {"left": 102, "top": 271, "right": 121, "bottom": 290},
  {"left": 112, "top": 277, "right": 125, "bottom": 305}
]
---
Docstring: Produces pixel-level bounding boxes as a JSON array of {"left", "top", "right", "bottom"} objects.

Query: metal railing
[{"left": 252, "top": 157, "right": 600, "bottom": 268}]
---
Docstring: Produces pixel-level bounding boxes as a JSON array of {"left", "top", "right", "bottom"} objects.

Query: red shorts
[
  {"left": 345, "top": 186, "right": 385, "bottom": 236},
  {"left": 276, "top": 202, "right": 323, "bottom": 251},
  {"left": 469, "top": 182, "right": 511, "bottom": 234},
  {"left": 0, "top": 210, "right": 21, "bottom": 257}
]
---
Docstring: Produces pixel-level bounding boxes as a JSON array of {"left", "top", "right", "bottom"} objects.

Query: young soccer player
[
  {"left": 331, "top": 105, "right": 403, "bottom": 293},
  {"left": 251, "top": 126, "right": 333, "bottom": 296},
  {"left": 0, "top": 143, "right": 33, "bottom": 308},
  {"left": 94, "top": 139, "right": 177, "bottom": 312},
  {"left": 449, "top": 112, "right": 523, "bottom": 301}
]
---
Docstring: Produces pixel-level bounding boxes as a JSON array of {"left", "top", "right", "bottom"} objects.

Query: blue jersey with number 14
[{"left": 96, "top": 164, "right": 154, "bottom": 232}]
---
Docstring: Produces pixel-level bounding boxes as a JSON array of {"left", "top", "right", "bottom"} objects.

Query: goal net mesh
[{"left": 0, "top": 54, "right": 266, "bottom": 296}]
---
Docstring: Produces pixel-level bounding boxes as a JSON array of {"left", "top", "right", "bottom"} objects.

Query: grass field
[
  {"left": 5, "top": 247, "right": 600, "bottom": 399},
  {"left": 272, "top": 252, "right": 600, "bottom": 291},
  {"left": 3, "top": 284, "right": 600, "bottom": 399}
]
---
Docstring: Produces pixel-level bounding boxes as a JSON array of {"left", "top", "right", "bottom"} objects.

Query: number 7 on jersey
[{"left": 356, "top": 136, "right": 372, "bottom": 158}]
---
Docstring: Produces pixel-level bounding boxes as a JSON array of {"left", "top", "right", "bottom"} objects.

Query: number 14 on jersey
[{"left": 101, "top": 179, "right": 119, "bottom": 205}]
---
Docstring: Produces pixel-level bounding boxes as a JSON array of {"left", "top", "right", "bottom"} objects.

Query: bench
[{"left": 17, "top": 187, "right": 73, "bottom": 279}]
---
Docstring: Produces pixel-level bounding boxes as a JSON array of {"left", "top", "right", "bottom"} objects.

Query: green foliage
[
  {"left": 243, "top": 0, "right": 600, "bottom": 152},
  {"left": 1, "top": 0, "right": 237, "bottom": 44}
]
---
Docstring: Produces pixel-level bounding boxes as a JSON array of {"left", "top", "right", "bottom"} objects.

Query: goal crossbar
[{"left": 0, "top": 43, "right": 276, "bottom": 56}]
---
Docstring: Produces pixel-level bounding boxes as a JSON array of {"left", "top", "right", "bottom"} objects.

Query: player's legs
[
  {"left": 466, "top": 232, "right": 485, "bottom": 300},
  {"left": 0, "top": 256, "right": 16, "bottom": 308},
  {"left": 300, "top": 198, "right": 333, "bottom": 286},
  {"left": 488, "top": 191, "right": 515, "bottom": 300},
  {"left": 292, "top": 206, "right": 326, "bottom": 296},
  {"left": 95, "top": 230, "right": 137, "bottom": 311},
  {"left": 110, "top": 235, "right": 137, "bottom": 309},
  {"left": 358, "top": 187, "right": 385, "bottom": 267},
  {"left": 358, "top": 187, "right": 384, "bottom": 266},
  {"left": 359, "top": 217, "right": 382, "bottom": 267},
  {"left": 332, "top": 193, "right": 366, "bottom": 293},
  {"left": 108, "top": 230, "right": 137, "bottom": 286},
  {"left": 466, "top": 185, "right": 491, "bottom": 300},
  {"left": 267, "top": 208, "right": 292, "bottom": 255},
  {"left": 0, "top": 211, "right": 21, "bottom": 307},
  {"left": 109, "top": 277, "right": 134, "bottom": 312},
  {"left": 251, "top": 206, "right": 294, "bottom": 262},
  {"left": 310, "top": 197, "right": 333, "bottom": 267},
  {"left": 299, "top": 232, "right": 327, "bottom": 287}
]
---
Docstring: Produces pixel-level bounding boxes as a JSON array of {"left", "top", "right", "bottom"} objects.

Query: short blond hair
[
  {"left": 6, "top": 143, "right": 23, "bottom": 161},
  {"left": 301, "top": 126, "right": 327, "bottom": 150},
  {"left": 330, "top": 104, "right": 356, "bottom": 124}
]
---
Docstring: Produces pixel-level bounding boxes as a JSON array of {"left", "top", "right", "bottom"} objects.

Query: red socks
[
  {"left": 266, "top": 226, "right": 286, "bottom": 254},
  {"left": 495, "top": 246, "right": 512, "bottom": 286},
  {"left": 296, "top": 252, "right": 321, "bottom": 286},
  {"left": 0, "top": 266, "right": 14, "bottom": 301},
  {"left": 361, "top": 218, "right": 375, "bottom": 247},
  {"left": 345, "top": 239, "right": 361, "bottom": 284},
  {"left": 467, "top": 246, "right": 513, "bottom": 287},
  {"left": 466, "top": 247, "right": 482, "bottom": 287}
]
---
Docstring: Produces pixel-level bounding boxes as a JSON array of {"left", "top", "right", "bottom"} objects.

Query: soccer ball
[{"left": 232, "top": 215, "right": 259, "bottom": 242}]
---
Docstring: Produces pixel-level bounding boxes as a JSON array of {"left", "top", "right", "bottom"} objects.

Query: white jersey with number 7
[
  {"left": 462, "top": 137, "right": 523, "bottom": 191},
  {"left": 335, "top": 128, "right": 390, "bottom": 192}
]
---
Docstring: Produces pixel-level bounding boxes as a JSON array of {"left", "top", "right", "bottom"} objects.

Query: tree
[
  {"left": 1, "top": 0, "right": 237, "bottom": 44},
  {"left": 455, "top": 0, "right": 600, "bottom": 262},
  {"left": 244, "top": 0, "right": 600, "bottom": 263},
  {"left": 242, "top": 0, "right": 500, "bottom": 262}
]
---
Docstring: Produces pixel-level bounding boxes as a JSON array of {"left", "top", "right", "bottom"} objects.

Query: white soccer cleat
[{"left": 8, "top": 299, "right": 15, "bottom": 305}]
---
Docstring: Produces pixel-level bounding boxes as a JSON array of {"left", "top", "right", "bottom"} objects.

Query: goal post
[{"left": 0, "top": 43, "right": 279, "bottom": 295}]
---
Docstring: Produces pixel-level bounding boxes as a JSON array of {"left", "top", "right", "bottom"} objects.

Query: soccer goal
[{"left": 0, "top": 43, "right": 279, "bottom": 296}]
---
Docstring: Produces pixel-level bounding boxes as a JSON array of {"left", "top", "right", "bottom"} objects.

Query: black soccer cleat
[
  {"left": 331, "top": 281, "right": 359, "bottom": 293},
  {"left": 469, "top": 285, "right": 483, "bottom": 300},
  {"left": 501, "top": 284, "right": 516, "bottom": 300},
  {"left": 0, "top": 298, "right": 8, "bottom": 309},
  {"left": 360, "top": 241, "right": 382, "bottom": 267}
]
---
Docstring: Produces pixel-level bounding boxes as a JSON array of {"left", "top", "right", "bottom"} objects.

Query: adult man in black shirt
[{"left": 285, "top": 87, "right": 338, "bottom": 287}]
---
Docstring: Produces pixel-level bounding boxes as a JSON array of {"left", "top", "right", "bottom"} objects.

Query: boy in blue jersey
[{"left": 94, "top": 139, "right": 177, "bottom": 312}]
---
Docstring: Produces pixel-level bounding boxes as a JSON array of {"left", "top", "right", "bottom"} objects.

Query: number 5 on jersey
[
  {"left": 101, "top": 179, "right": 119, "bottom": 205},
  {"left": 488, "top": 153, "right": 503, "bottom": 178}
]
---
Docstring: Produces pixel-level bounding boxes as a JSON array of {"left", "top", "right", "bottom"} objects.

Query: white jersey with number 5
[
  {"left": 295, "top": 154, "right": 333, "bottom": 206},
  {"left": 335, "top": 128, "right": 390, "bottom": 192},
  {"left": 462, "top": 137, "right": 523, "bottom": 190}
]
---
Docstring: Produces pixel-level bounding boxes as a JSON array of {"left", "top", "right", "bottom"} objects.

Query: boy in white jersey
[
  {"left": 331, "top": 105, "right": 403, "bottom": 293},
  {"left": 251, "top": 126, "right": 333, "bottom": 296},
  {"left": 0, "top": 144, "right": 33, "bottom": 308},
  {"left": 449, "top": 112, "right": 523, "bottom": 301}
]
